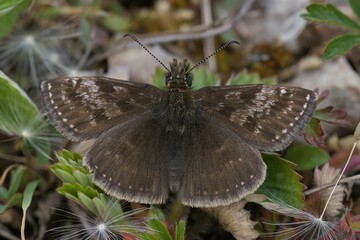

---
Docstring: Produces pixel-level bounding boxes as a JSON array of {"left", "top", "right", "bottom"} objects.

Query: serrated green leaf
[
  {"left": 8, "top": 166, "right": 25, "bottom": 198},
  {"left": 147, "top": 219, "right": 172, "bottom": 240},
  {"left": 303, "top": 4, "right": 360, "bottom": 31},
  {"left": 285, "top": 144, "right": 329, "bottom": 171},
  {"left": 175, "top": 220, "right": 186, "bottom": 240},
  {"left": 323, "top": 34, "right": 360, "bottom": 60},
  {"left": 192, "top": 68, "right": 218, "bottom": 90},
  {"left": 349, "top": 0, "right": 360, "bottom": 21},
  {"left": 257, "top": 154, "right": 304, "bottom": 209}
]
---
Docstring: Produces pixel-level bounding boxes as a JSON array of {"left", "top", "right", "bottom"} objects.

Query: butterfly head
[{"left": 165, "top": 59, "right": 192, "bottom": 91}]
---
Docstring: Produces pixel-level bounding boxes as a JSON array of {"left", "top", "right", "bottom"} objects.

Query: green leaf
[
  {"left": 285, "top": 144, "right": 329, "bottom": 171},
  {"left": 0, "top": 71, "right": 51, "bottom": 162},
  {"left": 7, "top": 166, "right": 25, "bottom": 198},
  {"left": 323, "top": 34, "right": 360, "bottom": 60},
  {"left": 303, "top": 4, "right": 360, "bottom": 31},
  {"left": 21, "top": 180, "right": 39, "bottom": 240},
  {"left": 0, "top": 186, "right": 8, "bottom": 200},
  {"left": 78, "top": 191, "right": 97, "bottom": 214},
  {"left": 175, "top": 220, "right": 186, "bottom": 240},
  {"left": 79, "top": 18, "right": 91, "bottom": 45},
  {"left": 0, "top": 193, "right": 23, "bottom": 214},
  {"left": 349, "top": 0, "right": 360, "bottom": 21},
  {"left": 101, "top": 14, "right": 129, "bottom": 33},
  {"left": 52, "top": 169, "right": 77, "bottom": 184},
  {"left": 152, "top": 67, "right": 166, "bottom": 89},
  {"left": 257, "top": 154, "right": 304, "bottom": 209},
  {"left": 93, "top": 197, "right": 107, "bottom": 216},
  {"left": 230, "top": 72, "right": 276, "bottom": 85},
  {"left": 73, "top": 170, "right": 90, "bottom": 186},
  {"left": 146, "top": 219, "right": 172, "bottom": 240},
  {"left": 22, "top": 180, "right": 39, "bottom": 210},
  {"left": 191, "top": 68, "right": 218, "bottom": 90},
  {"left": 0, "top": 0, "right": 32, "bottom": 38}
]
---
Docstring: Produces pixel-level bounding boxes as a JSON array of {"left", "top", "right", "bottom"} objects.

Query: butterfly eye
[{"left": 185, "top": 75, "right": 192, "bottom": 87}]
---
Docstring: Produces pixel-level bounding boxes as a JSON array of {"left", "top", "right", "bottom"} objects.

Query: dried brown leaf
[
  {"left": 203, "top": 200, "right": 259, "bottom": 240},
  {"left": 314, "top": 163, "right": 346, "bottom": 217}
]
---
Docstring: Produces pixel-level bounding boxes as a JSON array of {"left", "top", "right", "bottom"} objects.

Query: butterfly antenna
[
  {"left": 185, "top": 40, "right": 240, "bottom": 74},
  {"left": 124, "top": 34, "right": 171, "bottom": 72}
]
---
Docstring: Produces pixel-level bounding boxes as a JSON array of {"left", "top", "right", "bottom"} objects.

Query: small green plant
[{"left": 303, "top": 1, "right": 360, "bottom": 59}]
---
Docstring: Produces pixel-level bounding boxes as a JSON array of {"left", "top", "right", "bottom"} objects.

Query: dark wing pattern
[
  {"left": 83, "top": 114, "right": 169, "bottom": 204},
  {"left": 193, "top": 85, "right": 316, "bottom": 151},
  {"left": 178, "top": 114, "right": 266, "bottom": 207},
  {"left": 41, "top": 76, "right": 161, "bottom": 141}
]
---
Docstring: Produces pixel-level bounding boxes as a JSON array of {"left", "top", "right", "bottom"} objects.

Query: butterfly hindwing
[
  {"left": 194, "top": 84, "right": 316, "bottom": 151},
  {"left": 178, "top": 114, "right": 267, "bottom": 207},
  {"left": 83, "top": 113, "right": 169, "bottom": 204},
  {"left": 41, "top": 76, "right": 161, "bottom": 141}
]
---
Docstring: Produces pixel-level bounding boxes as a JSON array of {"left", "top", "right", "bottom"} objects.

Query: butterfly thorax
[{"left": 155, "top": 59, "right": 198, "bottom": 134}]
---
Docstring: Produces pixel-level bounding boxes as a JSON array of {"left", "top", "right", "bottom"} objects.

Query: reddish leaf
[
  {"left": 304, "top": 118, "right": 326, "bottom": 148},
  {"left": 316, "top": 89, "right": 329, "bottom": 104},
  {"left": 314, "top": 106, "right": 351, "bottom": 127},
  {"left": 337, "top": 211, "right": 360, "bottom": 239}
]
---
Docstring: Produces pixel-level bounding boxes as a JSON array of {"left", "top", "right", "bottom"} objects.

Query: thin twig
[
  {"left": 85, "top": 0, "right": 255, "bottom": 67},
  {"left": 304, "top": 174, "right": 360, "bottom": 196},
  {"left": 319, "top": 126, "right": 359, "bottom": 219}
]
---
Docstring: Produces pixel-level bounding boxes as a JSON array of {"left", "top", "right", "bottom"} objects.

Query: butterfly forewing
[
  {"left": 194, "top": 84, "right": 316, "bottom": 151},
  {"left": 41, "top": 76, "right": 161, "bottom": 141},
  {"left": 178, "top": 114, "right": 266, "bottom": 207},
  {"left": 83, "top": 113, "right": 169, "bottom": 204}
]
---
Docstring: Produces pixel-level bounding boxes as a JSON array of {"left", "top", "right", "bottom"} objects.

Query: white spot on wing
[{"left": 280, "top": 88, "right": 287, "bottom": 96}]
